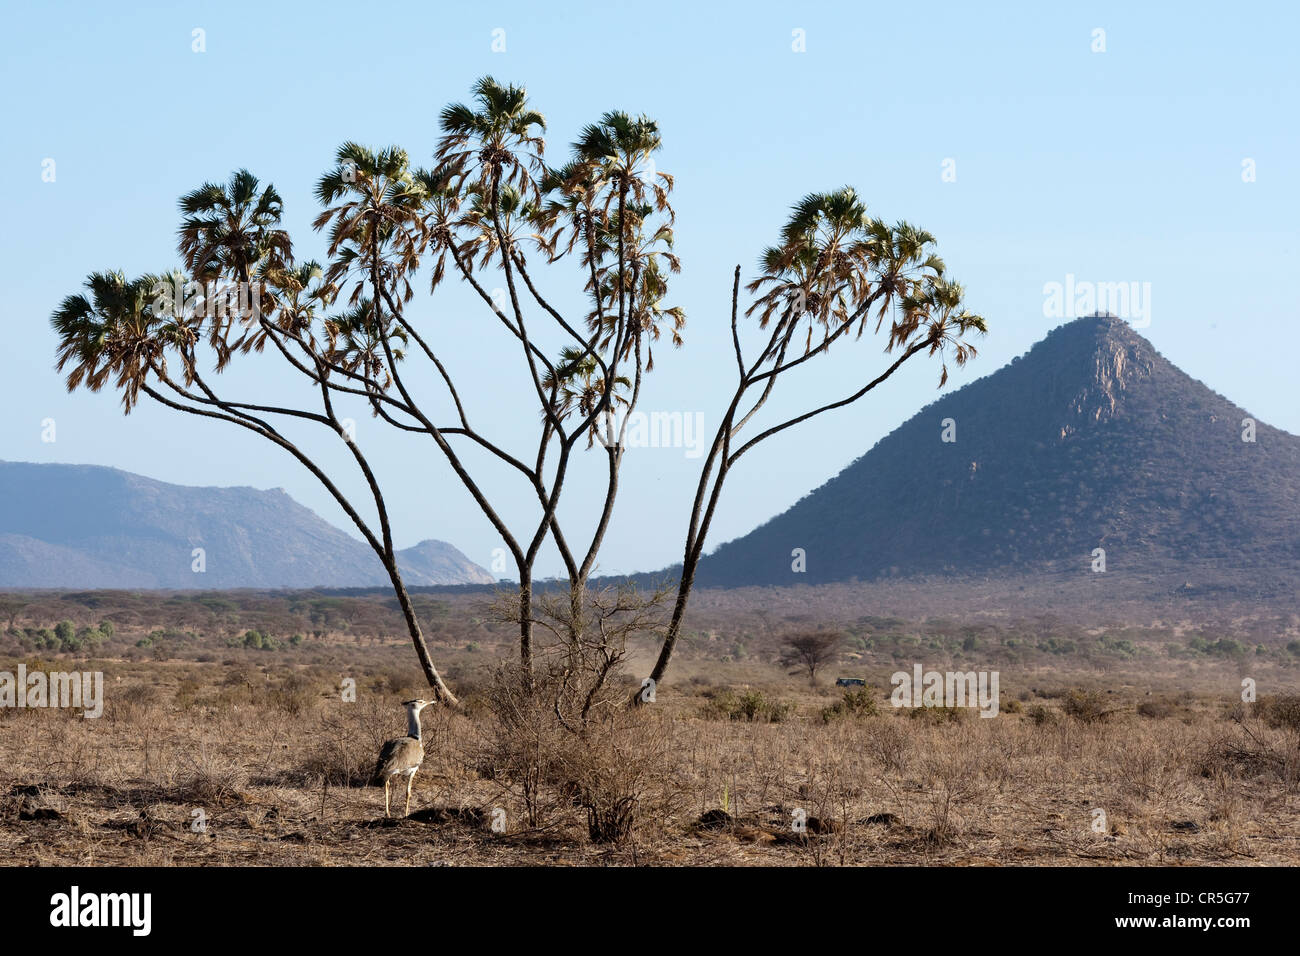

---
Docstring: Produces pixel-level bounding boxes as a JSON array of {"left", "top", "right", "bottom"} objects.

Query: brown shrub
[
  {"left": 1259, "top": 694, "right": 1300, "bottom": 732},
  {"left": 556, "top": 709, "right": 673, "bottom": 844},
  {"left": 1027, "top": 703, "right": 1056, "bottom": 725},
  {"left": 1063, "top": 688, "right": 1111, "bottom": 723},
  {"left": 269, "top": 673, "right": 318, "bottom": 716},
  {"left": 1137, "top": 697, "right": 1176, "bottom": 719},
  {"left": 701, "top": 689, "right": 795, "bottom": 723}
]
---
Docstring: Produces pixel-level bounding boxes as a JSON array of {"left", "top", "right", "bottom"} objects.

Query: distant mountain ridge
[
  {"left": 0, "top": 460, "right": 493, "bottom": 589},
  {"left": 696, "top": 315, "right": 1300, "bottom": 586}
]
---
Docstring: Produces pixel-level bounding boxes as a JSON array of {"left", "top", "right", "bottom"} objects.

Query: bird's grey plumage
[{"left": 372, "top": 736, "right": 423, "bottom": 783}]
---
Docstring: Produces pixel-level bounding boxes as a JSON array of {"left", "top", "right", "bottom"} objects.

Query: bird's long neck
[{"left": 406, "top": 708, "right": 423, "bottom": 741}]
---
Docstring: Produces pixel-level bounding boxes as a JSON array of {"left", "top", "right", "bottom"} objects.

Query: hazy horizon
[{"left": 5, "top": 309, "right": 1295, "bottom": 585}]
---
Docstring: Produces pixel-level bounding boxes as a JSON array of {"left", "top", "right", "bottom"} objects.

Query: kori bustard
[{"left": 372, "top": 699, "right": 431, "bottom": 817}]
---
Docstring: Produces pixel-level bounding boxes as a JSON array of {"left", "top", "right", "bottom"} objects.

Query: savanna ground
[{"left": 2, "top": 579, "right": 1299, "bottom": 866}]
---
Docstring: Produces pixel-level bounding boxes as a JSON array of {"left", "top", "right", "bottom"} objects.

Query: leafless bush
[
  {"left": 479, "top": 584, "right": 675, "bottom": 842},
  {"left": 298, "top": 696, "right": 392, "bottom": 787},
  {"left": 782, "top": 734, "right": 862, "bottom": 865},
  {"left": 479, "top": 663, "right": 567, "bottom": 829},
  {"left": 554, "top": 708, "right": 674, "bottom": 844},
  {"left": 1259, "top": 694, "right": 1300, "bottom": 732},
  {"left": 1137, "top": 697, "right": 1176, "bottom": 719},
  {"left": 269, "top": 672, "right": 318, "bottom": 716},
  {"left": 1113, "top": 734, "right": 1184, "bottom": 801},
  {"left": 1200, "top": 705, "right": 1300, "bottom": 791},
  {"left": 108, "top": 683, "right": 160, "bottom": 724},
  {"left": 494, "top": 581, "right": 668, "bottom": 732},
  {"left": 1063, "top": 688, "right": 1112, "bottom": 723},
  {"left": 862, "top": 716, "right": 909, "bottom": 774},
  {"left": 917, "top": 740, "right": 985, "bottom": 845},
  {"left": 1027, "top": 703, "right": 1057, "bottom": 726},
  {"left": 173, "top": 743, "right": 248, "bottom": 802}
]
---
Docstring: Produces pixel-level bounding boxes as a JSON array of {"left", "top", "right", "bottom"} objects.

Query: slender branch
[{"left": 727, "top": 337, "right": 931, "bottom": 465}]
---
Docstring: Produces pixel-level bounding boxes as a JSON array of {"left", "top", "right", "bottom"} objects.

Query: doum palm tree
[{"left": 50, "top": 76, "right": 985, "bottom": 713}]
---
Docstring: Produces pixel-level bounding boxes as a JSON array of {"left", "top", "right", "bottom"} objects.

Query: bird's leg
[
  {"left": 405, "top": 770, "right": 417, "bottom": 816},
  {"left": 384, "top": 779, "right": 391, "bottom": 818}
]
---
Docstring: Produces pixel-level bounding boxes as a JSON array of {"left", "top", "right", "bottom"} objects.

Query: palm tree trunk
[
  {"left": 384, "top": 557, "right": 458, "bottom": 705},
  {"left": 647, "top": 547, "right": 698, "bottom": 687},
  {"left": 140, "top": 372, "right": 458, "bottom": 703},
  {"left": 518, "top": 572, "right": 534, "bottom": 677},
  {"left": 358, "top": 218, "right": 455, "bottom": 702}
]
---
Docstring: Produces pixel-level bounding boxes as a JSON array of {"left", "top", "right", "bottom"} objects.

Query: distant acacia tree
[
  {"left": 781, "top": 631, "right": 843, "bottom": 684},
  {"left": 51, "top": 75, "right": 983, "bottom": 708},
  {"left": 0, "top": 596, "right": 29, "bottom": 632}
]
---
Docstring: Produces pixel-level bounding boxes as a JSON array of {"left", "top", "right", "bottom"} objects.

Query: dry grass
[{"left": 1, "top": 656, "right": 1298, "bottom": 866}]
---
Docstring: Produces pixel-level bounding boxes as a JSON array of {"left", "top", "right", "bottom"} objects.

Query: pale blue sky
[{"left": 1, "top": 0, "right": 1296, "bottom": 578}]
